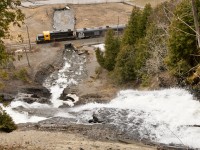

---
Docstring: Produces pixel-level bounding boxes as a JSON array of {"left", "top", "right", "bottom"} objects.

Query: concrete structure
[{"left": 22, "top": 0, "right": 126, "bottom": 7}]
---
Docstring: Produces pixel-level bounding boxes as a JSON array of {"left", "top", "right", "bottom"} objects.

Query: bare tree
[{"left": 191, "top": 0, "right": 200, "bottom": 48}]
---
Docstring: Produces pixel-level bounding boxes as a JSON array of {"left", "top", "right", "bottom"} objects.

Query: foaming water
[
  {"left": 44, "top": 49, "right": 86, "bottom": 107},
  {"left": 3, "top": 85, "right": 200, "bottom": 148},
  {"left": 2, "top": 104, "right": 47, "bottom": 124},
  {"left": 67, "top": 88, "right": 200, "bottom": 148}
]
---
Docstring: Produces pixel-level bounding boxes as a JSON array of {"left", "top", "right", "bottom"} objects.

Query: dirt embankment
[{"left": 0, "top": 130, "right": 155, "bottom": 150}]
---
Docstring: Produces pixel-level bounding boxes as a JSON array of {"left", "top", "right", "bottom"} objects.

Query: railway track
[{"left": 5, "top": 37, "right": 105, "bottom": 52}]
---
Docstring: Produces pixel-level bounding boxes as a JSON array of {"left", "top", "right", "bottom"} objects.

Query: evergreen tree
[
  {"left": 114, "top": 45, "right": 136, "bottom": 83},
  {"left": 95, "top": 47, "right": 105, "bottom": 68},
  {"left": 113, "top": 4, "right": 152, "bottom": 84},
  {"left": 104, "top": 29, "right": 120, "bottom": 71},
  {"left": 0, "top": 0, "right": 24, "bottom": 66},
  {"left": 121, "top": 7, "right": 141, "bottom": 46},
  {"left": 95, "top": 29, "right": 120, "bottom": 71},
  {"left": 166, "top": 0, "right": 199, "bottom": 77},
  {"left": 138, "top": 3, "right": 152, "bottom": 37},
  {"left": 0, "top": 109, "right": 17, "bottom": 133}
]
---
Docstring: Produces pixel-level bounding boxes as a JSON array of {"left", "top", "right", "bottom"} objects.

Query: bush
[
  {"left": 0, "top": 109, "right": 17, "bottom": 133},
  {"left": 141, "top": 74, "right": 150, "bottom": 87},
  {"left": 13, "top": 68, "right": 29, "bottom": 82},
  {"left": 0, "top": 70, "right": 9, "bottom": 80},
  {"left": 0, "top": 82, "right": 5, "bottom": 90},
  {"left": 95, "top": 66, "right": 103, "bottom": 79}
]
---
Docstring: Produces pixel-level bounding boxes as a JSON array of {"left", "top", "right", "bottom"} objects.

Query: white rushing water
[{"left": 66, "top": 88, "right": 200, "bottom": 148}]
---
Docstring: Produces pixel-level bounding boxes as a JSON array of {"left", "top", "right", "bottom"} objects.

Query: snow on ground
[{"left": 93, "top": 43, "right": 105, "bottom": 52}]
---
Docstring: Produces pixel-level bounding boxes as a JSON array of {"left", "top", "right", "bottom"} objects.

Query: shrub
[
  {"left": 13, "top": 68, "right": 29, "bottom": 82},
  {"left": 0, "top": 70, "right": 9, "bottom": 80},
  {"left": 0, "top": 82, "right": 5, "bottom": 90},
  {"left": 141, "top": 74, "right": 150, "bottom": 87},
  {"left": 0, "top": 108, "right": 17, "bottom": 133},
  {"left": 95, "top": 66, "right": 103, "bottom": 79}
]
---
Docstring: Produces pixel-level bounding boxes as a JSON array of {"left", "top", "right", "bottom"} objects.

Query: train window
[{"left": 94, "top": 31, "right": 100, "bottom": 36}]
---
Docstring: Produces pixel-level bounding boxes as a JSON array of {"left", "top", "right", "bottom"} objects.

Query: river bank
[{"left": 0, "top": 130, "right": 155, "bottom": 150}]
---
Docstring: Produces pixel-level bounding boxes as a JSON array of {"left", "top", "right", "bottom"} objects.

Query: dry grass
[
  {"left": 130, "top": 0, "right": 169, "bottom": 7},
  {"left": 73, "top": 3, "right": 133, "bottom": 28}
]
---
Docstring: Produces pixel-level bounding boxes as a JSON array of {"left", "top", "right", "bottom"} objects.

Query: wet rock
[
  {"left": 0, "top": 93, "right": 15, "bottom": 102},
  {"left": 58, "top": 103, "right": 70, "bottom": 108},
  {"left": 77, "top": 93, "right": 109, "bottom": 105},
  {"left": 65, "top": 96, "right": 75, "bottom": 102},
  {"left": 34, "top": 49, "right": 64, "bottom": 84},
  {"left": 35, "top": 64, "right": 55, "bottom": 83},
  {"left": 38, "top": 117, "right": 77, "bottom": 125},
  {"left": 60, "top": 92, "right": 76, "bottom": 101},
  {"left": 13, "top": 106, "right": 57, "bottom": 118},
  {"left": 22, "top": 97, "right": 51, "bottom": 104},
  {"left": 21, "top": 86, "right": 51, "bottom": 98},
  {"left": 23, "top": 97, "right": 36, "bottom": 104},
  {"left": 31, "top": 94, "right": 39, "bottom": 98},
  {"left": 89, "top": 113, "right": 104, "bottom": 123},
  {"left": 38, "top": 97, "right": 51, "bottom": 104},
  {"left": 60, "top": 86, "right": 78, "bottom": 99}
]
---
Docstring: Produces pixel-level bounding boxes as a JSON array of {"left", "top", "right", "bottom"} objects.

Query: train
[{"left": 36, "top": 24, "right": 126, "bottom": 44}]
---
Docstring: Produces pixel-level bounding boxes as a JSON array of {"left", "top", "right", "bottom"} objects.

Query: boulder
[
  {"left": 34, "top": 64, "right": 55, "bottom": 84},
  {"left": 88, "top": 113, "right": 104, "bottom": 123},
  {"left": 0, "top": 93, "right": 15, "bottom": 102},
  {"left": 20, "top": 86, "right": 51, "bottom": 99},
  {"left": 22, "top": 97, "right": 51, "bottom": 104}
]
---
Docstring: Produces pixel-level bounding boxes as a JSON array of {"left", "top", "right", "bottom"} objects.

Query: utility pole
[
  {"left": 26, "top": 24, "right": 32, "bottom": 51},
  {"left": 24, "top": 47, "right": 30, "bottom": 67},
  {"left": 117, "top": 16, "right": 119, "bottom": 38},
  {"left": 191, "top": 0, "right": 200, "bottom": 48},
  {"left": 25, "top": 24, "right": 31, "bottom": 67}
]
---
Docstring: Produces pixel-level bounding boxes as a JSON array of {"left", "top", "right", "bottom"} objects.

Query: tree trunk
[{"left": 191, "top": 0, "right": 200, "bottom": 48}]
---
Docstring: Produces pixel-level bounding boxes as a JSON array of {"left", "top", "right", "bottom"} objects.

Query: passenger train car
[{"left": 36, "top": 24, "right": 126, "bottom": 44}]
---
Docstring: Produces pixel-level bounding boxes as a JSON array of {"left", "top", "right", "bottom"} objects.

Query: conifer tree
[
  {"left": 95, "top": 47, "right": 105, "bottom": 68},
  {"left": 121, "top": 7, "right": 141, "bottom": 46},
  {"left": 95, "top": 29, "right": 120, "bottom": 71},
  {"left": 113, "top": 4, "right": 152, "bottom": 84},
  {"left": 138, "top": 3, "right": 152, "bottom": 37},
  {"left": 103, "top": 29, "right": 120, "bottom": 71},
  {"left": 114, "top": 45, "right": 136, "bottom": 83},
  {"left": 166, "top": 0, "right": 199, "bottom": 76}
]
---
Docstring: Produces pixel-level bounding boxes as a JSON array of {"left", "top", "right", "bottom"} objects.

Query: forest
[{"left": 96, "top": 0, "right": 200, "bottom": 88}]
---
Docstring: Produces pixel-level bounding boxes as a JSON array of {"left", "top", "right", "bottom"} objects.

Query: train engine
[{"left": 36, "top": 29, "right": 75, "bottom": 44}]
